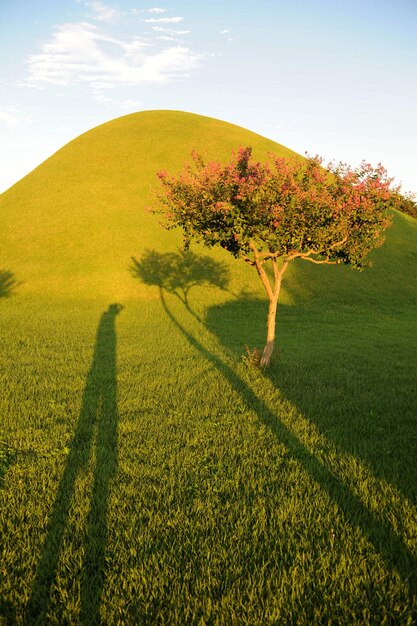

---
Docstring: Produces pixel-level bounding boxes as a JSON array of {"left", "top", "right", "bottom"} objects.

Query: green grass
[
  {"left": 0, "top": 111, "right": 416, "bottom": 624},
  {"left": 0, "top": 110, "right": 296, "bottom": 301}
]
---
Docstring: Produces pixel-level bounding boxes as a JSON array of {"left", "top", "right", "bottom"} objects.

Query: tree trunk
[
  {"left": 250, "top": 249, "right": 288, "bottom": 368},
  {"left": 260, "top": 296, "right": 278, "bottom": 367}
]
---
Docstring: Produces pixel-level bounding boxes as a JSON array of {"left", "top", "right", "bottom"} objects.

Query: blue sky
[{"left": 1, "top": 0, "right": 416, "bottom": 194}]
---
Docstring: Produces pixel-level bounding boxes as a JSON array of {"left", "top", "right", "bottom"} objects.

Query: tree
[
  {"left": 154, "top": 147, "right": 404, "bottom": 366},
  {"left": 393, "top": 191, "right": 417, "bottom": 219}
]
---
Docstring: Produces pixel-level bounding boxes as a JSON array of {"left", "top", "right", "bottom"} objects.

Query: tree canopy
[{"left": 155, "top": 147, "right": 404, "bottom": 365}]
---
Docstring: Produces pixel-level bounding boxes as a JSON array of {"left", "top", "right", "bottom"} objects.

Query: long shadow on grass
[
  {"left": 0, "top": 270, "right": 19, "bottom": 298},
  {"left": 156, "top": 291, "right": 417, "bottom": 595},
  {"left": 206, "top": 297, "right": 417, "bottom": 504},
  {"left": 0, "top": 443, "right": 15, "bottom": 488},
  {"left": 27, "top": 303, "right": 123, "bottom": 625}
]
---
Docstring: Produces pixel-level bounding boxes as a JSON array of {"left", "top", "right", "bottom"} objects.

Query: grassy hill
[
  {"left": 1, "top": 109, "right": 415, "bottom": 307},
  {"left": 1, "top": 111, "right": 416, "bottom": 624},
  {"left": 0, "top": 110, "right": 298, "bottom": 301}
]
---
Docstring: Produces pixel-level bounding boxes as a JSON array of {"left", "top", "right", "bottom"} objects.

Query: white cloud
[
  {"left": 86, "top": 1, "right": 122, "bottom": 22},
  {"left": 58, "top": 124, "right": 74, "bottom": 133},
  {"left": 131, "top": 6, "right": 168, "bottom": 14},
  {"left": 143, "top": 16, "right": 184, "bottom": 23},
  {"left": 94, "top": 91, "right": 115, "bottom": 102},
  {"left": 156, "top": 35, "right": 178, "bottom": 42},
  {"left": 220, "top": 29, "right": 231, "bottom": 35},
  {"left": 119, "top": 98, "right": 143, "bottom": 110},
  {"left": 27, "top": 22, "right": 202, "bottom": 90},
  {"left": 152, "top": 26, "right": 191, "bottom": 34},
  {"left": 0, "top": 106, "right": 20, "bottom": 127},
  {"left": 274, "top": 120, "right": 297, "bottom": 132},
  {"left": 91, "top": 93, "right": 143, "bottom": 110}
]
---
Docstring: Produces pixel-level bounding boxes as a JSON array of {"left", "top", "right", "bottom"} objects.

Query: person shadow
[
  {"left": 26, "top": 303, "right": 123, "bottom": 625},
  {"left": 131, "top": 251, "right": 417, "bottom": 598}
]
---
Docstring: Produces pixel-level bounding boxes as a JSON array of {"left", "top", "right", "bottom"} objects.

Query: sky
[{"left": 1, "top": 0, "right": 416, "bottom": 194}]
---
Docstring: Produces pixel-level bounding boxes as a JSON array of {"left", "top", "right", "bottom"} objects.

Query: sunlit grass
[
  {"left": 0, "top": 111, "right": 416, "bottom": 624},
  {"left": 0, "top": 111, "right": 296, "bottom": 302},
  {"left": 1, "top": 273, "right": 416, "bottom": 624}
]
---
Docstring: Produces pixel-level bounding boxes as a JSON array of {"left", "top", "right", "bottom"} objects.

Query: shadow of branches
[
  {"left": 131, "top": 249, "right": 230, "bottom": 312},
  {"left": 131, "top": 252, "right": 417, "bottom": 597},
  {"left": 0, "top": 270, "right": 19, "bottom": 298}
]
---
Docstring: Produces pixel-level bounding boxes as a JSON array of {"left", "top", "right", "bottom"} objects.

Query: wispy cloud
[
  {"left": 220, "top": 28, "right": 234, "bottom": 42},
  {"left": 119, "top": 98, "right": 143, "bottom": 110},
  {"left": 26, "top": 21, "right": 202, "bottom": 90},
  {"left": 131, "top": 7, "right": 168, "bottom": 14},
  {"left": 274, "top": 119, "right": 297, "bottom": 132},
  {"left": 86, "top": 1, "right": 122, "bottom": 22},
  {"left": 143, "top": 16, "right": 184, "bottom": 23},
  {"left": 156, "top": 35, "right": 178, "bottom": 42},
  {"left": 0, "top": 106, "right": 20, "bottom": 127},
  {"left": 152, "top": 26, "right": 191, "bottom": 35},
  {"left": 90, "top": 91, "right": 143, "bottom": 111}
]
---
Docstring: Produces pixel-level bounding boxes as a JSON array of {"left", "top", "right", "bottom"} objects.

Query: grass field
[{"left": 1, "top": 111, "right": 416, "bottom": 624}]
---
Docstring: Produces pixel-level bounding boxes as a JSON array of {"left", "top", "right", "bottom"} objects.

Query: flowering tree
[{"left": 155, "top": 147, "right": 403, "bottom": 366}]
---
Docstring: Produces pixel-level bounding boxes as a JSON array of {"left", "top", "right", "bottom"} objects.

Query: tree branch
[
  {"left": 258, "top": 251, "right": 280, "bottom": 260},
  {"left": 300, "top": 257, "right": 338, "bottom": 265},
  {"left": 272, "top": 257, "right": 289, "bottom": 298},
  {"left": 285, "top": 234, "right": 349, "bottom": 263},
  {"left": 250, "top": 243, "right": 274, "bottom": 301},
  {"left": 328, "top": 233, "right": 349, "bottom": 250}
]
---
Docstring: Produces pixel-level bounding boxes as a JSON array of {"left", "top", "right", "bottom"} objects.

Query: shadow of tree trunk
[
  {"left": 158, "top": 290, "right": 417, "bottom": 597},
  {"left": 204, "top": 296, "right": 417, "bottom": 504}
]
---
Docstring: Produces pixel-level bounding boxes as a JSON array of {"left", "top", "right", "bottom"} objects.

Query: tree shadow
[
  {"left": 205, "top": 297, "right": 417, "bottom": 504},
  {"left": 134, "top": 280, "right": 417, "bottom": 597},
  {"left": 0, "top": 442, "right": 15, "bottom": 488},
  {"left": 26, "top": 303, "right": 123, "bottom": 625},
  {"left": 130, "top": 249, "right": 230, "bottom": 318},
  {"left": 0, "top": 270, "right": 19, "bottom": 298},
  {"left": 0, "top": 599, "right": 17, "bottom": 626}
]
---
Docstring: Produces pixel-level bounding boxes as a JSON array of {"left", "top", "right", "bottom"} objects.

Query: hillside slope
[
  {"left": 0, "top": 110, "right": 297, "bottom": 300},
  {"left": 1, "top": 109, "right": 416, "bottom": 307},
  {"left": 1, "top": 112, "right": 416, "bottom": 624}
]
